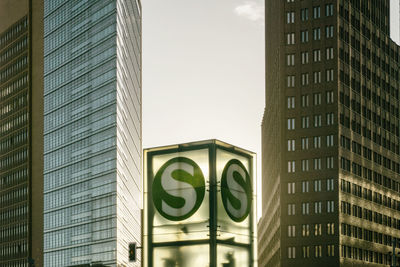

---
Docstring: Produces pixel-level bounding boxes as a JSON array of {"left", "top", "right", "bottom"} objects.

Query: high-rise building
[
  {"left": 259, "top": 0, "right": 400, "bottom": 266},
  {"left": 43, "top": 1, "right": 142, "bottom": 266},
  {"left": 0, "top": 1, "right": 43, "bottom": 267}
]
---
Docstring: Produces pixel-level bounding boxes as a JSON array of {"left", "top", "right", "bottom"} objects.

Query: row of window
[
  {"left": 0, "top": 186, "right": 27, "bottom": 207},
  {"left": 0, "top": 223, "right": 27, "bottom": 242},
  {"left": 0, "top": 74, "right": 28, "bottom": 102},
  {"left": 0, "top": 130, "right": 27, "bottom": 154},
  {"left": 287, "top": 244, "right": 335, "bottom": 259},
  {"left": 288, "top": 157, "right": 334, "bottom": 173},
  {"left": 0, "top": 36, "right": 27, "bottom": 66},
  {"left": 288, "top": 135, "right": 334, "bottom": 151},
  {"left": 288, "top": 223, "right": 335, "bottom": 238},
  {"left": 0, "top": 148, "right": 27, "bottom": 169},
  {"left": 0, "top": 168, "right": 27, "bottom": 192},
  {"left": 0, "top": 204, "right": 27, "bottom": 225},
  {"left": 341, "top": 245, "right": 391, "bottom": 265},
  {"left": 341, "top": 134, "right": 400, "bottom": 175},
  {"left": 341, "top": 200, "right": 400, "bottom": 230},
  {"left": 287, "top": 92, "right": 334, "bottom": 110},
  {"left": 287, "top": 4, "right": 334, "bottom": 24},
  {"left": 0, "top": 241, "right": 27, "bottom": 260},
  {"left": 287, "top": 71, "right": 335, "bottom": 87},
  {"left": 0, "top": 93, "right": 27, "bottom": 120},
  {"left": 341, "top": 222, "right": 398, "bottom": 248},
  {"left": 287, "top": 179, "right": 334, "bottom": 194},
  {"left": 340, "top": 156, "right": 400, "bottom": 194},
  {"left": 0, "top": 17, "right": 27, "bottom": 50},
  {"left": 287, "top": 113, "right": 335, "bottom": 130},
  {"left": 286, "top": 26, "right": 334, "bottom": 44},
  {"left": 0, "top": 56, "right": 27, "bottom": 85},
  {"left": 287, "top": 200, "right": 335, "bottom": 216},
  {"left": 341, "top": 179, "right": 400, "bottom": 211}
]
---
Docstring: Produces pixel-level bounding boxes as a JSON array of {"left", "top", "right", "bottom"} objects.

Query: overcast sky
[{"left": 142, "top": 0, "right": 400, "bottom": 218}]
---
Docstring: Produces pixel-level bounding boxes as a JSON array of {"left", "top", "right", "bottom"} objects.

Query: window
[
  {"left": 288, "top": 204, "right": 296, "bottom": 215},
  {"left": 314, "top": 202, "right": 322, "bottom": 214},
  {"left": 327, "top": 245, "right": 335, "bottom": 256},
  {"left": 327, "top": 178, "right": 334, "bottom": 191},
  {"left": 326, "top": 25, "right": 334, "bottom": 38},
  {"left": 313, "top": 136, "right": 321, "bottom": 148},
  {"left": 287, "top": 11, "right": 295, "bottom": 23},
  {"left": 302, "top": 181, "right": 309, "bottom": 193},
  {"left": 326, "top": 4, "right": 334, "bottom": 16},
  {"left": 327, "top": 200, "right": 334, "bottom": 213},
  {"left": 301, "top": 30, "right": 309, "bottom": 43},
  {"left": 313, "top": 93, "right": 321, "bottom": 105},
  {"left": 313, "top": 71, "right": 321, "bottom": 83},
  {"left": 326, "top": 69, "right": 334, "bottom": 81},
  {"left": 313, "top": 28, "right": 321, "bottom": 40},
  {"left": 301, "top": 8, "right": 308, "bottom": 21},
  {"left": 288, "top": 182, "right": 295, "bottom": 194},
  {"left": 301, "top": 116, "right": 309, "bottom": 128},
  {"left": 287, "top": 0, "right": 294, "bottom": 2},
  {"left": 326, "top": 135, "right": 334, "bottom": 147},
  {"left": 288, "top": 247, "right": 296, "bottom": 259},
  {"left": 301, "top": 73, "right": 309, "bottom": 85},
  {"left": 314, "top": 224, "right": 322, "bottom": 236},
  {"left": 326, "top": 47, "right": 334, "bottom": 60},
  {"left": 326, "top": 113, "right": 334, "bottom": 125},
  {"left": 287, "top": 118, "right": 295, "bottom": 130},
  {"left": 287, "top": 54, "right": 295, "bottom": 66},
  {"left": 302, "top": 246, "right": 310, "bottom": 258},
  {"left": 288, "top": 225, "right": 296, "bottom": 237},
  {"left": 288, "top": 161, "right": 296, "bottom": 173},
  {"left": 315, "top": 245, "right": 322, "bottom": 257},
  {"left": 314, "top": 115, "right": 322, "bottom": 127},
  {"left": 314, "top": 179, "right": 322, "bottom": 191},
  {"left": 302, "top": 224, "right": 310, "bottom": 236},
  {"left": 326, "top": 91, "right": 334, "bottom": 103},
  {"left": 313, "top": 49, "right": 321, "bottom": 62},
  {"left": 301, "top": 94, "right": 309, "bottom": 107},
  {"left": 287, "top": 96, "right": 295, "bottom": 109},
  {"left": 313, "top": 6, "right": 321, "bottom": 18},
  {"left": 327, "top": 223, "right": 335, "bottom": 235},
  {"left": 287, "top": 33, "right": 295, "bottom": 44},
  {"left": 288, "top": 139, "right": 295, "bottom": 151},
  {"left": 302, "top": 159, "right": 309, "bottom": 171},
  {"left": 287, "top": 75, "right": 295, "bottom": 87},
  {"left": 326, "top": 157, "right": 334, "bottom": 168},
  {"left": 301, "top": 137, "right": 309, "bottom": 150},
  {"left": 301, "top": 51, "right": 309, "bottom": 64},
  {"left": 302, "top": 202, "right": 310, "bottom": 214}
]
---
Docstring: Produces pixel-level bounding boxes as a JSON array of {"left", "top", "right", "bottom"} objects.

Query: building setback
[
  {"left": 43, "top": 0, "right": 142, "bottom": 266},
  {"left": 0, "top": 1, "right": 44, "bottom": 266},
  {"left": 259, "top": 0, "right": 400, "bottom": 266}
]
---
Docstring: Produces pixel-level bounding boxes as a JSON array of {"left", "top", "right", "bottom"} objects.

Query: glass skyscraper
[{"left": 43, "top": 0, "right": 142, "bottom": 266}]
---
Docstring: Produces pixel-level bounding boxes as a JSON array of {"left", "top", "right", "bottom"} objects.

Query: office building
[
  {"left": 43, "top": 0, "right": 142, "bottom": 266},
  {"left": 0, "top": 1, "right": 44, "bottom": 266},
  {"left": 259, "top": 0, "right": 400, "bottom": 266}
]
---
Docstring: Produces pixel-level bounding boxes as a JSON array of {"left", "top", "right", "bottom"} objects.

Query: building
[
  {"left": 43, "top": 1, "right": 142, "bottom": 266},
  {"left": 0, "top": 1, "right": 44, "bottom": 267},
  {"left": 259, "top": 0, "right": 400, "bottom": 266}
]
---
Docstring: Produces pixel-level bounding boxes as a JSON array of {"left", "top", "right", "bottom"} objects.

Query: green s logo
[
  {"left": 221, "top": 159, "right": 252, "bottom": 222},
  {"left": 152, "top": 157, "right": 205, "bottom": 221}
]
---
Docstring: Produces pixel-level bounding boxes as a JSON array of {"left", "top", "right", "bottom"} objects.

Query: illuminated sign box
[{"left": 143, "top": 140, "right": 257, "bottom": 267}]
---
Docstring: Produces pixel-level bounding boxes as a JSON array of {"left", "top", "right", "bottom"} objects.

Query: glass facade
[{"left": 43, "top": 0, "right": 141, "bottom": 266}]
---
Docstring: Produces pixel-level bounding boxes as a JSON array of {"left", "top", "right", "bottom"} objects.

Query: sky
[
  {"left": 141, "top": 0, "right": 265, "bottom": 216},
  {"left": 142, "top": 0, "right": 400, "bottom": 219}
]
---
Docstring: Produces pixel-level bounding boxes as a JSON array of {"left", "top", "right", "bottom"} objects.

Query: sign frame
[{"left": 143, "top": 139, "right": 257, "bottom": 267}]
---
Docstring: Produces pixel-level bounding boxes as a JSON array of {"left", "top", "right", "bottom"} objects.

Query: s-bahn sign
[{"left": 144, "top": 140, "right": 257, "bottom": 267}]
